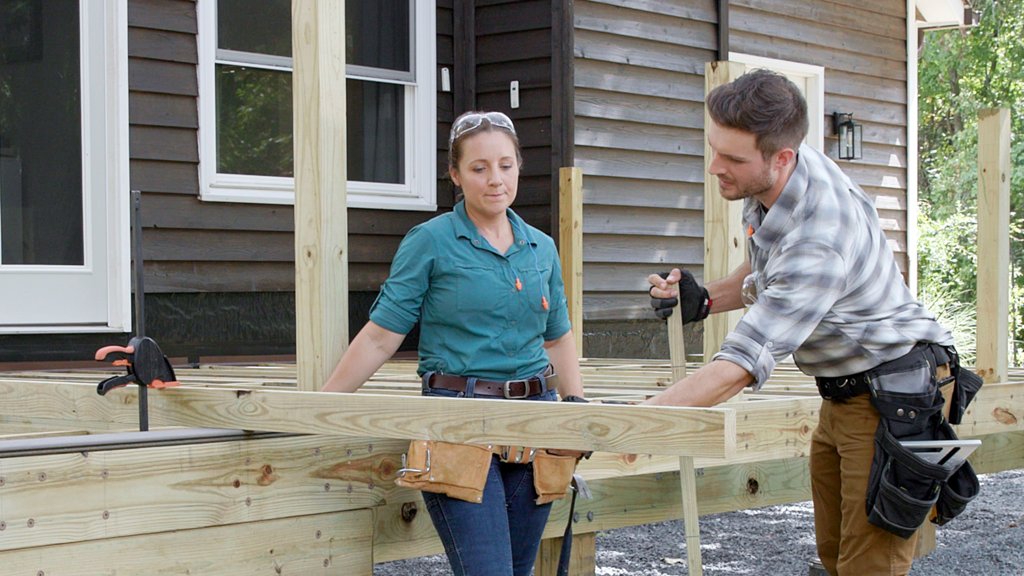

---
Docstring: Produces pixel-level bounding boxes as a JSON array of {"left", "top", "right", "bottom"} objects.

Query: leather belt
[{"left": 426, "top": 366, "right": 553, "bottom": 399}]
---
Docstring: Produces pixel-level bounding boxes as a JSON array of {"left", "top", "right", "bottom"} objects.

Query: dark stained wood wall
[
  {"left": 574, "top": 0, "right": 912, "bottom": 321},
  {"left": 472, "top": 0, "right": 562, "bottom": 234},
  {"left": 128, "top": 0, "right": 452, "bottom": 298}
]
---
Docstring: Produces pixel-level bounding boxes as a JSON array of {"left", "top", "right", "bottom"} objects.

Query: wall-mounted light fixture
[{"left": 833, "top": 112, "right": 862, "bottom": 160}]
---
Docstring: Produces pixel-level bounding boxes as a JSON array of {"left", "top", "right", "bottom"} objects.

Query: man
[{"left": 646, "top": 69, "right": 957, "bottom": 576}]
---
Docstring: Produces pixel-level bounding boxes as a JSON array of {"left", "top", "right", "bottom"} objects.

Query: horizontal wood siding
[
  {"left": 730, "top": 0, "right": 910, "bottom": 275},
  {"left": 574, "top": 0, "right": 717, "bottom": 320},
  {"left": 473, "top": 0, "right": 556, "bottom": 235},
  {"left": 127, "top": 0, "right": 456, "bottom": 295},
  {"left": 575, "top": 0, "right": 911, "bottom": 321}
]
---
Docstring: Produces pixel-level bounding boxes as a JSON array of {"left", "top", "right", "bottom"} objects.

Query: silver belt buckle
[{"left": 503, "top": 379, "right": 531, "bottom": 399}]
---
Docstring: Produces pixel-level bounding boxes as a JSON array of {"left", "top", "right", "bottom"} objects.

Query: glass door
[{"left": 0, "top": 0, "right": 129, "bottom": 332}]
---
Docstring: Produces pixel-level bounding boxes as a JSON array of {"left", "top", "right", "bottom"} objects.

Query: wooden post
[
  {"left": 535, "top": 533, "right": 596, "bottom": 576},
  {"left": 703, "top": 61, "right": 747, "bottom": 364},
  {"left": 679, "top": 455, "right": 703, "bottom": 575},
  {"left": 559, "top": 167, "right": 584, "bottom": 356},
  {"left": 292, "top": 0, "right": 348, "bottom": 391},
  {"left": 976, "top": 108, "right": 1011, "bottom": 384},
  {"left": 668, "top": 309, "right": 688, "bottom": 382}
]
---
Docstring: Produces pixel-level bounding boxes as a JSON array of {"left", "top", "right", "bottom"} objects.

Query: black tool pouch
[
  {"left": 864, "top": 344, "right": 952, "bottom": 538},
  {"left": 930, "top": 420, "right": 981, "bottom": 525},
  {"left": 945, "top": 346, "right": 984, "bottom": 425},
  {"left": 865, "top": 424, "right": 949, "bottom": 538}
]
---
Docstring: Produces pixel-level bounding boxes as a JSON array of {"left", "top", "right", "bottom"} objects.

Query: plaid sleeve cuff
[{"left": 713, "top": 332, "right": 778, "bottom": 392}]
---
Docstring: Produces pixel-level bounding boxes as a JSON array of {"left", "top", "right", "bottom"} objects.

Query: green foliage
[{"left": 918, "top": 0, "right": 1024, "bottom": 365}]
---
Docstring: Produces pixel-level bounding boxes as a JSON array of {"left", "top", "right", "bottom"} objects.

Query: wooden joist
[
  {"left": 0, "top": 434, "right": 403, "bottom": 551},
  {"left": 0, "top": 380, "right": 735, "bottom": 458},
  {"left": 1, "top": 510, "right": 373, "bottom": 576}
]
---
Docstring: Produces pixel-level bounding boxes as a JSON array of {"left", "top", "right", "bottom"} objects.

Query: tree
[{"left": 918, "top": 0, "right": 1024, "bottom": 365}]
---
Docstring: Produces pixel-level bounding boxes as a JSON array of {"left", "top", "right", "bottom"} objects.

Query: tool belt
[
  {"left": 395, "top": 440, "right": 493, "bottom": 503},
  {"left": 394, "top": 441, "right": 579, "bottom": 505},
  {"left": 856, "top": 343, "right": 983, "bottom": 538},
  {"left": 423, "top": 365, "right": 557, "bottom": 399}
]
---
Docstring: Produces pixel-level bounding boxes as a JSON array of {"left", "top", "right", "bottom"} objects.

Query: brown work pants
[{"left": 810, "top": 394, "right": 918, "bottom": 576}]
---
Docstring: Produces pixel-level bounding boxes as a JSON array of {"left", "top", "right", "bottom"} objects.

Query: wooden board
[
  {"left": 0, "top": 380, "right": 736, "bottom": 458},
  {"left": 0, "top": 510, "right": 373, "bottom": 576}
]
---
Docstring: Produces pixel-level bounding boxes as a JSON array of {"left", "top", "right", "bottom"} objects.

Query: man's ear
[{"left": 774, "top": 147, "right": 797, "bottom": 170}]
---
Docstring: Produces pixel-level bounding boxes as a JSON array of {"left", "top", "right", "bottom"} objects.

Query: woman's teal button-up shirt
[{"left": 369, "top": 201, "right": 571, "bottom": 380}]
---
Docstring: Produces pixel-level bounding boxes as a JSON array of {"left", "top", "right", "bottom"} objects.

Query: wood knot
[
  {"left": 993, "top": 407, "right": 1018, "bottom": 426},
  {"left": 258, "top": 464, "right": 278, "bottom": 486}
]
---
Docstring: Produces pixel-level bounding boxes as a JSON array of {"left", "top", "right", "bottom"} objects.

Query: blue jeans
[
  {"left": 423, "top": 456, "right": 553, "bottom": 576},
  {"left": 421, "top": 384, "right": 557, "bottom": 576}
]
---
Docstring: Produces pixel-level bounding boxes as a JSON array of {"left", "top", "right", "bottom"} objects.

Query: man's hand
[{"left": 647, "top": 269, "right": 711, "bottom": 323}]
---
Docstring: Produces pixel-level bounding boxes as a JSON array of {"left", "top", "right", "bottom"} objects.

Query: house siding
[
  {"left": 574, "top": 0, "right": 911, "bottom": 329},
  {"left": 574, "top": 0, "right": 718, "bottom": 322}
]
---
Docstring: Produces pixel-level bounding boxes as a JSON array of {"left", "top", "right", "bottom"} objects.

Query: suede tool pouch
[
  {"left": 395, "top": 440, "right": 493, "bottom": 503},
  {"left": 532, "top": 449, "right": 579, "bottom": 505}
]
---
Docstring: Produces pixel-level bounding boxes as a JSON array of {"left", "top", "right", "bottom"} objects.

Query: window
[{"left": 198, "top": 0, "right": 436, "bottom": 210}]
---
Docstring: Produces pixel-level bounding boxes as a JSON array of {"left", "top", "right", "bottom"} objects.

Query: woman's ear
[{"left": 449, "top": 166, "right": 461, "bottom": 187}]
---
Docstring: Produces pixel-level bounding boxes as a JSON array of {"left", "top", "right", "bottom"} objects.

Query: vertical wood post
[
  {"left": 535, "top": 532, "right": 596, "bottom": 576},
  {"left": 679, "top": 455, "right": 703, "bottom": 575},
  {"left": 976, "top": 108, "right": 1011, "bottom": 384},
  {"left": 293, "top": 0, "right": 348, "bottom": 391},
  {"left": 559, "top": 167, "right": 584, "bottom": 356},
  {"left": 668, "top": 309, "right": 688, "bottom": 381},
  {"left": 703, "top": 61, "right": 747, "bottom": 364}
]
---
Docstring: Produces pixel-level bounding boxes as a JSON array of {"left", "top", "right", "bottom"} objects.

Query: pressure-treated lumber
[
  {"left": 0, "top": 434, "right": 403, "bottom": 551},
  {"left": 536, "top": 533, "right": 596, "bottom": 576},
  {"left": 0, "top": 510, "right": 373, "bottom": 575},
  {"left": 975, "top": 108, "right": 1011, "bottom": 385},
  {"left": 703, "top": 61, "right": 748, "bottom": 362},
  {"left": 0, "top": 381, "right": 734, "bottom": 458},
  {"left": 668, "top": 309, "right": 688, "bottom": 381},
  {"left": 560, "top": 167, "right": 585, "bottom": 356},
  {"left": 679, "top": 455, "right": 703, "bottom": 574},
  {"left": 292, "top": 0, "right": 348, "bottom": 392}
]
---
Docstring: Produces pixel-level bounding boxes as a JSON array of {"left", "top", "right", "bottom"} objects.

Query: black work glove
[{"left": 649, "top": 270, "right": 711, "bottom": 323}]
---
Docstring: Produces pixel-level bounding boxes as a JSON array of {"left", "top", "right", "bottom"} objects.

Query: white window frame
[
  {"left": 197, "top": 1, "right": 436, "bottom": 210},
  {"left": 727, "top": 53, "right": 826, "bottom": 152},
  {"left": 0, "top": 0, "right": 131, "bottom": 334}
]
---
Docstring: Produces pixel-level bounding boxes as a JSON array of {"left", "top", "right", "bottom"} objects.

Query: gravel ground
[{"left": 374, "top": 469, "right": 1024, "bottom": 575}]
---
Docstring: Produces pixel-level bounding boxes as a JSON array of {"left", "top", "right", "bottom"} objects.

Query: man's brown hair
[{"left": 706, "top": 69, "right": 808, "bottom": 159}]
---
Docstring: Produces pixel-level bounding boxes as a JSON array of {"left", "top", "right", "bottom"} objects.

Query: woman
[{"left": 322, "top": 111, "right": 586, "bottom": 576}]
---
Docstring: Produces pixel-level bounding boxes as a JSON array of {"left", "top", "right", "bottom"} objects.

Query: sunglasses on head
[{"left": 449, "top": 111, "right": 516, "bottom": 146}]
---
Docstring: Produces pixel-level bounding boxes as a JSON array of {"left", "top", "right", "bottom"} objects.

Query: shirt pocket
[{"left": 455, "top": 263, "right": 510, "bottom": 312}]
